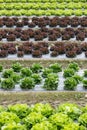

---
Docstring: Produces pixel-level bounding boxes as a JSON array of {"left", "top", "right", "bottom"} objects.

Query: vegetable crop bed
[
  {"left": 0, "top": 42, "right": 87, "bottom": 59},
  {"left": 0, "top": 17, "right": 87, "bottom": 28},
  {"left": 0, "top": 28, "right": 87, "bottom": 42},
  {"left": 0, "top": 62, "right": 87, "bottom": 91},
  {"left": 0, "top": 1, "right": 86, "bottom": 16},
  {"left": 0, "top": 17, "right": 87, "bottom": 43},
  {"left": 0, "top": 27, "right": 87, "bottom": 42},
  {"left": 0, "top": 16, "right": 87, "bottom": 59},
  {"left": 0, "top": 102, "right": 86, "bottom": 129}
]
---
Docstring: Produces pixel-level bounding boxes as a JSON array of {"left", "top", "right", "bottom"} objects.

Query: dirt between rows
[{"left": 0, "top": 91, "right": 87, "bottom": 107}]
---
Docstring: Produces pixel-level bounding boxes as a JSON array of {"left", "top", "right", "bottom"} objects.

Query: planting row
[
  {"left": 0, "top": 62, "right": 87, "bottom": 91},
  {"left": 0, "top": 9, "right": 87, "bottom": 16},
  {"left": 0, "top": 27, "right": 87, "bottom": 41},
  {"left": 0, "top": 42, "right": 87, "bottom": 58},
  {"left": 0, "top": 0, "right": 86, "bottom": 2},
  {"left": 0, "top": 17, "right": 87, "bottom": 28},
  {"left": 0, "top": 103, "right": 86, "bottom": 130},
  {"left": 0, "top": 2, "right": 87, "bottom": 10}
]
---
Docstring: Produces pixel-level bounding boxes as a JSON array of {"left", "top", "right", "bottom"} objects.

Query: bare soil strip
[{"left": 0, "top": 91, "right": 86, "bottom": 107}]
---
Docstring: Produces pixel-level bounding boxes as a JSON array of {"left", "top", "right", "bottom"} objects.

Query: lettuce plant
[
  {"left": 45, "top": 11, "right": 51, "bottom": 16},
  {"left": 73, "top": 3, "right": 82, "bottom": 9},
  {"left": 54, "top": 10, "right": 63, "bottom": 16},
  {"left": 8, "top": 104, "right": 30, "bottom": 119},
  {"left": 47, "top": 73, "right": 58, "bottom": 79},
  {"left": 82, "top": 80, "right": 87, "bottom": 89},
  {"left": 62, "top": 123, "right": 86, "bottom": 130},
  {"left": 63, "top": 68, "right": 75, "bottom": 78},
  {"left": 80, "top": 0, "right": 86, "bottom": 1},
  {"left": 22, "top": 3, "right": 32, "bottom": 9},
  {"left": 4, "top": 0, "right": 12, "bottom": 2},
  {"left": 82, "top": 105, "right": 87, "bottom": 113},
  {"left": 73, "top": 0, "right": 79, "bottom": 2},
  {"left": 0, "top": 0, "right": 4, "bottom": 2},
  {"left": 57, "top": 0, "right": 64, "bottom": 2},
  {"left": 83, "top": 9, "right": 87, "bottom": 15},
  {"left": 49, "top": 113, "right": 72, "bottom": 129},
  {"left": 50, "top": 9, "right": 60, "bottom": 15},
  {"left": 1, "top": 123, "right": 27, "bottom": 130},
  {"left": 0, "top": 112, "right": 20, "bottom": 128},
  {"left": 24, "top": 10, "right": 32, "bottom": 16},
  {"left": 4, "top": 10, "right": 12, "bottom": 16},
  {"left": 74, "top": 10, "right": 83, "bottom": 16},
  {"left": 31, "top": 63, "right": 43, "bottom": 73},
  {"left": 64, "top": 10, "right": 73, "bottom": 16},
  {"left": 12, "top": 0, "right": 26, "bottom": 2},
  {"left": 40, "top": 4, "right": 48, "bottom": 9},
  {"left": 50, "top": 0, "right": 57, "bottom": 2},
  {"left": 31, "top": 121, "right": 57, "bottom": 130},
  {"left": 1, "top": 78, "right": 15, "bottom": 90},
  {"left": 57, "top": 3, "right": 66, "bottom": 9},
  {"left": 23, "top": 112, "right": 46, "bottom": 129},
  {"left": 11, "top": 73, "right": 21, "bottom": 83},
  {"left": 43, "top": 73, "right": 58, "bottom": 90},
  {"left": 68, "top": 62, "right": 79, "bottom": 71},
  {"left": 73, "top": 75, "right": 83, "bottom": 84},
  {"left": 79, "top": 113, "right": 87, "bottom": 127},
  {"left": 65, "top": 0, "right": 72, "bottom": 2},
  {"left": 5, "top": 3, "right": 14, "bottom": 10},
  {"left": 20, "top": 77, "right": 35, "bottom": 89},
  {"left": 64, "top": 77, "right": 77, "bottom": 90},
  {"left": 68, "top": 3, "right": 76, "bottom": 9},
  {"left": 30, "top": 103, "right": 53, "bottom": 117},
  {"left": 12, "top": 62, "right": 22, "bottom": 72},
  {"left": 33, "top": 4, "right": 39, "bottom": 9},
  {"left": 0, "top": 4, "right": 4, "bottom": 9},
  {"left": 21, "top": 68, "right": 32, "bottom": 77},
  {"left": 12, "top": 10, "right": 22, "bottom": 16},
  {"left": 49, "top": 63, "right": 62, "bottom": 73},
  {"left": 42, "top": 68, "right": 53, "bottom": 78},
  {"left": 83, "top": 4, "right": 87, "bottom": 9},
  {"left": 31, "top": 74, "right": 42, "bottom": 84},
  {"left": 49, "top": 3, "right": 57, "bottom": 9},
  {"left": 34, "top": 10, "right": 43, "bottom": 16},
  {"left": 2, "top": 69, "right": 14, "bottom": 78},
  {"left": 57, "top": 103, "right": 82, "bottom": 120}
]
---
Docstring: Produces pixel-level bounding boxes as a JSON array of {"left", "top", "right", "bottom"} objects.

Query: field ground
[
  {"left": 0, "top": 91, "right": 87, "bottom": 107},
  {"left": 0, "top": 59, "right": 87, "bottom": 69}
]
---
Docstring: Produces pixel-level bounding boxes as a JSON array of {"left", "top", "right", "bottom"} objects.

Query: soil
[{"left": 0, "top": 91, "right": 87, "bottom": 107}]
